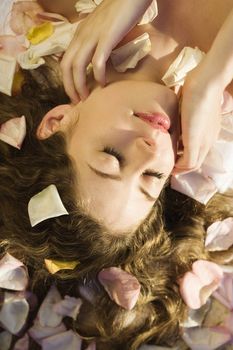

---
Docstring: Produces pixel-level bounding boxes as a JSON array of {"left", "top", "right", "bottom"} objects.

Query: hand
[
  {"left": 174, "top": 61, "right": 223, "bottom": 174},
  {"left": 60, "top": 0, "right": 153, "bottom": 102}
]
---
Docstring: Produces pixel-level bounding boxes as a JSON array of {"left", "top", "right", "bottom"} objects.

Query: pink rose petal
[
  {"left": 0, "top": 116, "right": 26, "bottom": 149},
  {"left": 0, "top": 35, "right": 26, "bottom": 58},
  {"left": 29, "top": 322, "right": 66, "bottom": 344},
  {"left": 38, "top": 285, "right": 63, "bottom": 327},
  {"left": 182, "top": 326, "right": 232, "bottom": 350},
  {"left": 10, "top": 1, "right": 44, "bottom": 35},
  {"left": 205, "top": 218, "right": 233, "bottom": 251},
  {"left": 213, "top": 272, "right": 233, "bottom": 310},
  {"left": 179, "top": 261, "right": 223, "bottom": 309},
  {"left": 41, "top": 330, "right": 82, "bottom": 350},
  {"left": 0, "top": 291, "right": 29, "bottom": 334},
  {"left": 53, "top": 296, "right": 82, "bottom": 320},
  {"left": 98, "top": 267, "right": 141, "bottom": 310},
  {"left": 0, "top": 253, "right": 28, "bottom": 291}
]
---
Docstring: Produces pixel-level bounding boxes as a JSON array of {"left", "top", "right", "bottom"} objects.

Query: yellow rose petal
[
  {"left": 44, "top": 259, "right": 79, "bottom": 274},
  {"left": 27, "top": 22, "right": 54, "bottom": 45}
]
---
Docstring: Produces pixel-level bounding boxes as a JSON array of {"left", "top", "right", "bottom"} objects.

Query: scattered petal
[
  {"left": 27, "top": 22, "right": 54, "bottom": 45},
  {"left": 0, "top": 54, "right": 16, "bottom": 95},
  {"left": 182, "top": 300, "right": 211, "bottom": 328},
  {"left": 205, "top": 218, "right": 233, "bottom": 251},
  {"left": 0, "top": 253, "right": 28, "bottom": 291},
  {"left": 0, "top": 331, "right": 12, "bottom": 350},
  {"left": 213, "top": 272, "right": 233, "bottom": 310},
  {"left": 111, "top": 33, "right": 151, "bottom": 73},
  {"left": 29, "top": 322, "right": 66, "bottom": 344},
  {"left": 41, "top": 330, "right": 82, "bottom": 350},
  {"left": 182, "top": 326, "right": 231, "bottom": 350},
  {"left": 0, "top": 115, "right": 26, "bottom": 149},
  {"left": 162, "top": 47, "right": 205, "bottom": 88},
  {"left": 85, "top": 342, "right": 96, "bottom": 350},
  {"left": 38, "top": 285, "right": 63, "bottom": 327},
  {"left": 28, "top": 184, "right": 69, "bottom": 227},
  {"left": 179, "top": 260, "right": 223, "bottom": 309},
  {"left": 53, "top": 296, "right": 82, "bottom": 320},
  {"left": 138, "top": 0, "right": 158, "bottom": 25},
  {"left": 98, "top": 267, "right": 141, "bottom": 310},
  {"left": 44, "top": 259, "right": 79, "bottom": 274},
  {"left": 0, "top": 292, "right": 29, "bottom": 334}
]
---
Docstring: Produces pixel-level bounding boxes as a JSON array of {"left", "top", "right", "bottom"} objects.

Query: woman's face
[{"left": 67, "top": 81, "right": 179, "bottom": 232}]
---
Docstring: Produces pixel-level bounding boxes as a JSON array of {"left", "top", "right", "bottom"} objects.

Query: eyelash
[{"left": 103, "top": 147, "right": 164, "bottom": 179}]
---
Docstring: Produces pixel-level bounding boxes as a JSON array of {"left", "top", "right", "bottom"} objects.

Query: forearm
[{"left": 203, "top": 7, "right": 233, "bottom": 89}]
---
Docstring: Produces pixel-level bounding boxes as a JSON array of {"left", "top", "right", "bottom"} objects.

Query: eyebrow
[{"left": 88, "top": 164, "right": 157, "bottom": 202}]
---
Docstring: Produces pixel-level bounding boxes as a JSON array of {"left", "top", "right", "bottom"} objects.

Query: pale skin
[{"left": 37, "top": 0, "right": 233, "bottom": 232}]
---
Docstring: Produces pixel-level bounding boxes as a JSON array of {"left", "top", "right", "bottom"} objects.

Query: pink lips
[{"left": 135, "top": 112, "right": 171, "bottom": 133}]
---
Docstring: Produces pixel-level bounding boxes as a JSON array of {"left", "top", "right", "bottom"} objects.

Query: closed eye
[
  {"left": 103, "top": 147, "right": 125, "bottom": 165},
  {"left": 143, "top": 170, "right": 165, "bottom": 179}
]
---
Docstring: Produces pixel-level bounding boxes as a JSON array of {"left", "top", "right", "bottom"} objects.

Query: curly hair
[{"left": 0, "top": 62, "right": 232, "bottom": 350}]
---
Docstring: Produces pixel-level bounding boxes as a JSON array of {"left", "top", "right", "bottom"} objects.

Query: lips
[{"left": 135, "top": 112, "right": 171, "bottom": 133}]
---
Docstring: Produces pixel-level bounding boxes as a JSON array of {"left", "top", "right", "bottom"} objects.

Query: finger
[
  {"left": 72, "top": 43, "right": 97, "bottom": 100},
  {"left": 61, "top": 50, "right": 81, "bottom": 103},
  {"left": 92, "top": 39, "right": 113, "bottom": 86},
  {"left": 174, "top": 144, "right": 200, "bottom": 172}
]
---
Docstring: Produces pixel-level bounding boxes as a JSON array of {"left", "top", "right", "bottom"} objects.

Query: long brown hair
[{"left": 0, "top": 62, "right": 232, "bottom": 349}]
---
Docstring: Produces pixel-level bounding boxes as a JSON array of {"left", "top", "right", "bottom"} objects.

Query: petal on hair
[
  {"left": 41, "top": 330, "right": 82, "bottom": 350},
  {"left": 29, "top": 322, "right": 66, "bottom": 344},
  {"left": 213, "top": 272, "right": 233, "bottom": 310},
  {"left": 98, "top": 267, "right": 141, "bottom": 310},
  {"left": 111, "top": 33, "right": 151, "bottom": 73},
  {"left": 182, "top": 300, "right": 211, "bottom": 328},
  {"left": 38, "top": 285, "right": 63, "bottom": 327},
  {"left": 53, "top": 296, "right": 82, "bottom": 320},
  {"left": 28, "top": 184, "right": 69, "bottom": 227},
  {"left": 179, "top": 261, "right": 223, "bottom": 309},
  {"left": 44, "top": 259, "right": 79, "bottom": 274},
  {"left": 0, "top": 35, "right": 26, "bottom": 58},
  {"left": 0, "top": 54, "right": 17, "bottom": 95},
  {"left": 27, "top": 22, "right": 54, "bottom": 45},
  {"left": 13, "top": 333, "right": 29, "bottom": 350},
  {"left": 138, "top": 0, "right": 158, "bottom": 25},
  {"left": 171, "top": 171, "right": 217, "bottom": 205},
  {"left": 0, "top": 292, "right": 29, "bottom": 334},
  {"left": 10, "top": 1, "right": 44, "bottom": 35},
  {"left": 0, "top": 331, "right": 12, "bottom": 350},
  {"left": 0, "top": 115, "right": 26, "bottom": 149},
  {"left": 182, "top": 327, "right": 231, "bottom": 350},
  {"left": 162, "top": 47, "right": 205, "bottom": 88},
  {"left": 205, "top": 218, "right": 233, "bottom": 251},
  {"left": 0, "top": 253, "right": 28, "bottom": 291}
]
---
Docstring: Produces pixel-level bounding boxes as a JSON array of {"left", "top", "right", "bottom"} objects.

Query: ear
[{"left": 36, "top": 104, "right": 72, "bottom": 140}]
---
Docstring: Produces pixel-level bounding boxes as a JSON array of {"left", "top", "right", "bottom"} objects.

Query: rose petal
[
  {"left": 75, "top": 0, "right": 98, "bottom": 14},
  {"left": 111, "top": 33, "right": 151, "bottom": 73},
  {"left": 0, "top": 292, "right": 29, "bottom": 334},
  {"left": 29, "top": 322, "right": 66, "bottom": 344},
  {"left": 171, "top": 171, "right": 217, "bottom": 205},
  {"left": 38, "top": 285, "right": 63, "bottom": 327},
  {"left": 41, "top": 330, "right": 82, "bottom": 350},
  {"left": 213, "top": 272, "right": 233, "bottom": 310},
  {"left": 44, "top": 259, "right": 79, "bottom": 274},
  {"left": 205, "top": 218, "right": 233, "bottom": 251},
  {"left": 0, "top": 54, "right": 17, "bottom": 95},
  {"left": 138, "top": 0, "right": 158, "bottom": 25},
  {"left": 0, "top": 331, "right": 12, "bottom": 350},
  {"left": 162, "top": 47, "right": 205, "bottom": 87},
  {"left": 14, "top": 333, "right": 29, "bottom": 350},
  {"left": 98, "top": 267, "right": 141, "bottom": 310},
  {"left": 53, "top": 296, "right": 82, "bottom": 320},
  {"left": 0, "top": 115, "right": 26, "bottom": 149},
  {"left": 182, "top": 327, "right": 231, "bottom": 350},
  {"left": 0, "top": 35, "right": 26, "bottom": 58},
  {"left": 28, "top": 184, "right": 69, "bottom": 227},
  {"left": 182, "top": 300, "right": 211, "bottom": 328},
  {"left": 85, "top": 342, "right": 96, "bottom": 350},
  {"left": 192, "top": 261, "right": 223, "bottom": 286},
  {"left": 0, "top": 253, "right": 28, "bottom": 291}
]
